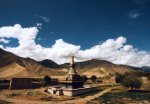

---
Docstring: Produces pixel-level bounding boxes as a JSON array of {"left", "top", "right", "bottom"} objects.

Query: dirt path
[
  {"left": 61, "top": 87, "right": 117, "bottom": 104},
  {"left": 0, "top": 87, "right": 117, "bottom": 104}
]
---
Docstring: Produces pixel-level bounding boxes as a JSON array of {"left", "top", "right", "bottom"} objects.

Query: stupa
[
  {"left": 60, "top": 56, "right": 83, "bottom": 89},
  {"left": 47, "top": 56, "right": 97, "bottom": 96}
]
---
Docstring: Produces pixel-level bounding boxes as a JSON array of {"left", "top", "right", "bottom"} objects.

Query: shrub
[
  {"left": 115, "top": 73, "right": 126, "bottom": 83},
  {"left": 122, "top": 76, "right": 142, "bottom": 90},
  {"left": 43, "top": 75, "right": 51, "bottom": 85},
  {"left": 81, "top": 75, "right": 88, "bottom": 83},
  {"left": 91, "top": 75, "right": 97, "bottom": 83}
]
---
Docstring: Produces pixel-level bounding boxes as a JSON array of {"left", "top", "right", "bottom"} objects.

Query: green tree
[
  {"left": 122, "top": 76, "right": 142, "bottom": 90},
  {"left": 43, "top": 75, "right": 51, "bottom": 85},
  {"left": 91, "top": 75, "right": 97, "bottom": 83},
  {"left": 81, "top": 75, "right": 88, "bottom": 83},
  {"left": 115, "top": 73, "right": 126, "bottom": 83}
]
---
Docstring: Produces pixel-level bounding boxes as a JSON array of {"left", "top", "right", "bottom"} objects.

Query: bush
[
  {"left": 43, "top": 75, "right": 51, "bottom": 85},
  {"left": 91, "top": 75, "right": 97, "bottom": 83},
  {"left": 122, "top": 76, "right": 142, "bottom": 90},
  {"left": 115, "top": 73, "right": 126, "bottom": 83},
  {"left": 81, "top": 75, "right": 88, "bottom": 83}
]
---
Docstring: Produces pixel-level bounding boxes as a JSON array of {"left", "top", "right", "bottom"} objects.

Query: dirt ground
[
  {"left": 0, "top": 77, "right": 149, "bottom": 104},
  {"left": 87, "top": 78, "right": 150, "bottom": 104},
  {"left": 0, "top": 87, "right": 117, "bottom": 104},
  {"left": 0, "top": 88, "right": 77, "bottom": 103}
]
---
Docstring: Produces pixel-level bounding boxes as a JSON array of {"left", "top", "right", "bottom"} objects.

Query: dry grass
[
  {"left": 0, "top": 88, "right": 77, "bottom": 102},
  {"left": 87, "top": 81, "right": 150, "bottom": 104}
]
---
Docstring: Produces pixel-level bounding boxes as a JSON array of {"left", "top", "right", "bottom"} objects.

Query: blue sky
[
  {"left": 0, "top": 0, "right": 150, "bottom": 50},
  {"left": 0, "top": 0, "right": 150, "bottom": 66}
]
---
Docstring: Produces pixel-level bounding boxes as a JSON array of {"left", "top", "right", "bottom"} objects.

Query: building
[
  {"left": 48, "top": 56, "right": 97, "bottom": 96},
  {"left": 9, "top": 78, "right": 32, "bottom": 90},
  {"left": 59, "top": 56, "right": 84, "bottom": 89}
]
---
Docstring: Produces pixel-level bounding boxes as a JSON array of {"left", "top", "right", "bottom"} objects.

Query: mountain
[
  {"left": 0, "top": 48, "right": 143, "bottom": 78},
  {"left": 61, "top": 59, "right": 113, "bottom": 69},
  {"left": 141, "top": 66, "right": 150, "bottom": 72},
  {"left": 61, "top": 59, "right": 138, "bottom": 77},
  {"left": 39, "top": 59, "right": 61, "bottom": 69},
  {"left": 0, "top": 48, "right": 19, "bottom": 68},
  {"left": 0, "top": 48, "right": 66, "bottom": 78}
]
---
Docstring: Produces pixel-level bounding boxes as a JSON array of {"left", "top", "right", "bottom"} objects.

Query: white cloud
[
  {"left": 0, "top": 24, "right": 38, "bottom": 46},
  {"left": 0, "top": 24, "right": 150, "bottom": 67},
  {"left": 36, "top": 23, "right": 42, "bottom": 29},
  {"left": 35, "top": 15, "right": 50, "bottom": 23},
  {"left": 128, "top": 10, "right": 141, "bottom": 19},
  {"left": 0, "top": 38, "right": 10, "bottom": 43}
]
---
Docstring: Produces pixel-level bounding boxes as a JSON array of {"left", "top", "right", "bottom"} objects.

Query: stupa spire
[{"left": 68, "top": 56, "right": 77, "bottom": 75}]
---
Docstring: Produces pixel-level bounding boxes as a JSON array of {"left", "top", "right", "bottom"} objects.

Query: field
[
  {"left": 87, "top": 79, "right": 150, "bottom": 104},
  {"left": 0, "top": 77, "right": 149, "bottom": 104},
  {"left": 0, "top": 88, "right": 77, "bottom": 104}
]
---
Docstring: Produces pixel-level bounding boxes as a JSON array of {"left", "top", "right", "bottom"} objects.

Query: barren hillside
[
  {"left": 0, "top": 48, "right": 142, "bottom": 78},
  {"left": 0, "top": 48, "right": 66, "bottom": 78},
  {"left": 61, "top": 59, "right": 137, "bottom": 77}
]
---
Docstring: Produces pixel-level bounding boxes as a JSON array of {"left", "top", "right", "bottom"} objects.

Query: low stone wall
[{"left": 63, "top": 87, "right": 97, "bottom": 96}]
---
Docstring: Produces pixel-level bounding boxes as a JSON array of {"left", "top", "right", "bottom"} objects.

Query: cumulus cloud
[
  {"left": 0, "top": 24, "right": 38, "bottom": 47},
  {"left": 35, "top": 15, "right": 50, "bottom": 23},
  {"left": 128, "top": 10, "right": 141, "bottom": 19},
  {"left": 0, "top": 24, "right": 150, "bottom": 67}
]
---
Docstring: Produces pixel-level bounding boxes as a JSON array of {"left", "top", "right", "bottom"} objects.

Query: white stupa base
[
  {"left": 48, "top": 86, "right": 97, "bottom": 96},
  {"left": 63, "top": 87, "right": 97, "bottom": 96}
]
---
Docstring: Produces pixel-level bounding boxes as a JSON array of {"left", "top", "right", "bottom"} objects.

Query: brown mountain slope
[
  {"left": 0, "top": 48, "right": 141, "bottom": 78},
  {"left": 61, "top": 59, "right": 137, "bottom": 77},
  {"left": 0, "top": 62, "right": 66, "bottom": 78},
  {"left": 0, "top": 48, "right": 66, "bottom": 78},
  {"left": 38, "top": 59, "right": 61, "bottom": 69},
  {"left": 0, "top": 48, "right": 61, "bottom": 69}
]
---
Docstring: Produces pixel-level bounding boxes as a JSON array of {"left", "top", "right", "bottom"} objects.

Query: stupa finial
[
  {"left": 70, "top": 55, "right": 74, "bottom": 65},
  {"left": 68, "top": 55, "right": 77, "bottom": 75}
]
